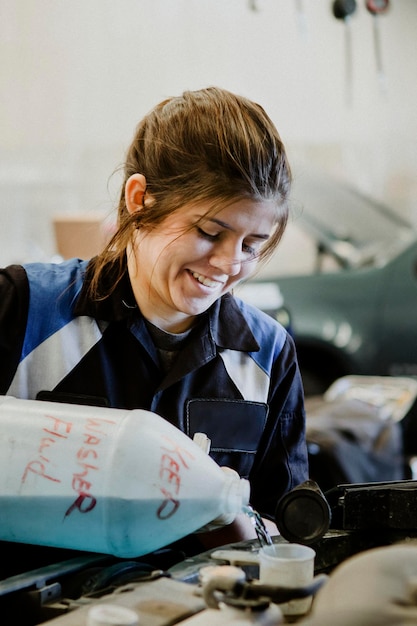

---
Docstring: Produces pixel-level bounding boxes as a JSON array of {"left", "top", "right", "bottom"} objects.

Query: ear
[{"left": 125, "top": 173, "right": 147, "bottom": 215}]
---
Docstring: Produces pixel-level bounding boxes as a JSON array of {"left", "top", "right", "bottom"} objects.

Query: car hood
[{"left": 289, "top": 168, "right": 415, "bottom": 270}]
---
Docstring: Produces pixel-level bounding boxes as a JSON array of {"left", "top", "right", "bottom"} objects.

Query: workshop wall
[{"left": 0, "top": 0, "right": 416, "bottom": 265}]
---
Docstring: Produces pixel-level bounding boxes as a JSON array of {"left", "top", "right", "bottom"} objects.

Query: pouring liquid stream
[{"left": 244, "top": 505, "right": 273, "bottom": 547}]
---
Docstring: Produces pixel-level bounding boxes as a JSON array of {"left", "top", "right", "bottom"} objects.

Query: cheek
[
  {"left": 239, "top": 259, "right": 258, "bottom": 279},
  {"left": 142, "top": 233, "right": 176, "bottom": 264},
  {"left": 172, "top": 234, "right": 206, "bottom": 260}
]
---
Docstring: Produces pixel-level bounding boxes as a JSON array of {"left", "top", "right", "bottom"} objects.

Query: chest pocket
[{"left": 185, "top": 398, "right": 268, "bottom": 478}]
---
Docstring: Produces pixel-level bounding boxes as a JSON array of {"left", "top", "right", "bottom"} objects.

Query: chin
[{"left": 181, "top": 301, "right": 214, "bottom": 318}]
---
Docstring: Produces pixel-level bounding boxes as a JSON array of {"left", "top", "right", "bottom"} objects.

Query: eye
[
  {"left": 243, "top": 239, "right": 265, "bottom": 259},
  {"left": 196, "top": 226, "right": 219, "bottom": 241},
  {"left": 242, "top": 241, "right": 256, "bottom": 256}
]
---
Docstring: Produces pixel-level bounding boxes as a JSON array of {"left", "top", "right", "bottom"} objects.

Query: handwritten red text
[
  {"left": 157, "top": 436, "right": 195, "bottom": 519},
  {"left": 20, "top": 411, "right": 117, "bottom": 518}
]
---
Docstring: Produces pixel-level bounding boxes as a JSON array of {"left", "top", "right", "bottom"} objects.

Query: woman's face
[{"left": 128, "top": 198, "right": 277, "bottom": 333}]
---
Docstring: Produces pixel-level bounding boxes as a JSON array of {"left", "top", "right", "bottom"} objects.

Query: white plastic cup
[{"left": 259, "top": 543, "right": 315, "bottom": 617}]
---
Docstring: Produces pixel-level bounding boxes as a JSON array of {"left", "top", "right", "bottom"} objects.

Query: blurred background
[{"left": 1, "top": 0, "right": 416, "bottom": 268}]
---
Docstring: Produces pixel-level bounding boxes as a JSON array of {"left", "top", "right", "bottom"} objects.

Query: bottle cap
[
  {"left": 222, "top": 468, "right": 250, "bottom": 511},
  {"left": 87, "top": 604, "right": 139, "bottom": 626},
  {"left": 199, "top": 564, "right": 246, "bottom": 586},
  {"left": 275, "top": 480, "right": 331, "bottom": 545}
]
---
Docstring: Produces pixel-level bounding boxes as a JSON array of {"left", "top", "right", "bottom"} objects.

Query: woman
[{"left": 0, "top": 87, "right": 308, "bottom": 554}]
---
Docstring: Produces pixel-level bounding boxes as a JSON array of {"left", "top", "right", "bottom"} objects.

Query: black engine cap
[{"left": 275, "top": 480, "right": 331, "bottom": 545}]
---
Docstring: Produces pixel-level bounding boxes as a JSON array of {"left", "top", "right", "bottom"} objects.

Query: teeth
[{"left": 191, "top": 271, "right": 220, "bottom": 288}]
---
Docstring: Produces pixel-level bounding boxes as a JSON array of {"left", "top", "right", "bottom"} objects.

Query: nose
[{"left": 208, "top": 243, "right": 244, "bottom": 276}]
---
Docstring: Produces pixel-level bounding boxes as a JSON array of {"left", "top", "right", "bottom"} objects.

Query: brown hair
[{"left": 89, "top": 86, "right": 292, "bottom": 298}]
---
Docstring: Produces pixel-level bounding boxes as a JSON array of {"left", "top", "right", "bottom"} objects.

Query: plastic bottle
[{"left": 0, "top": 396, "right": 250, "bottom": 558}]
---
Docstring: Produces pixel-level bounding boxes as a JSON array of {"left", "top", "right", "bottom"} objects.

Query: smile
[{"left": 190, "top": 271, "right": 223, "bottom": 289}]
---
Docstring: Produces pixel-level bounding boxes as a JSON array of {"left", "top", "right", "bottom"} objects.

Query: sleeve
[
  {"left": 248, "top": 332, "right": 309, "bottom": 520},
  {"left": 0, "top": 265, "right": 29, "bottom": 394}
]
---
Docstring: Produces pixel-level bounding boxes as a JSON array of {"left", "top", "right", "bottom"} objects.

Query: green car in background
[{"left": 239, "top": 169, "right": 417, "bottom": 396}]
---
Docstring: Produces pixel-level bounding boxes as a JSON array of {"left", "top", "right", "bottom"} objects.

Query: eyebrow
[{"left": 208, "top": 217, "right": 270, "bottom": 241}]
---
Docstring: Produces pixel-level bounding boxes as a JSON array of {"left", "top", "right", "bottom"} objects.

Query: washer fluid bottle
[{"left": 0, "top": 396, "right": 250, "bottom": 558}]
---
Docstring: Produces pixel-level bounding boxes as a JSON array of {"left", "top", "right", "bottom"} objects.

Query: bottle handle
[{"left": 193, "top": 432, "right": 211, "bottom": 454}]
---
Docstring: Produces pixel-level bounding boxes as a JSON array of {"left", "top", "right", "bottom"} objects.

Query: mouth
[{"left": 189, "top": 270, "right": 224, "bottom": 289}]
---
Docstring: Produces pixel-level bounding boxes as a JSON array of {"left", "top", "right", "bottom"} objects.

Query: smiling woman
[
  {"left": 89, "top": 87, "right": 291, "bottom": 298},
  {"left": 0, "top": 86, "right": 308, "bottom": 559},
  {"left": 125, "top": 194, "right": 277, "bottom": 333}
]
